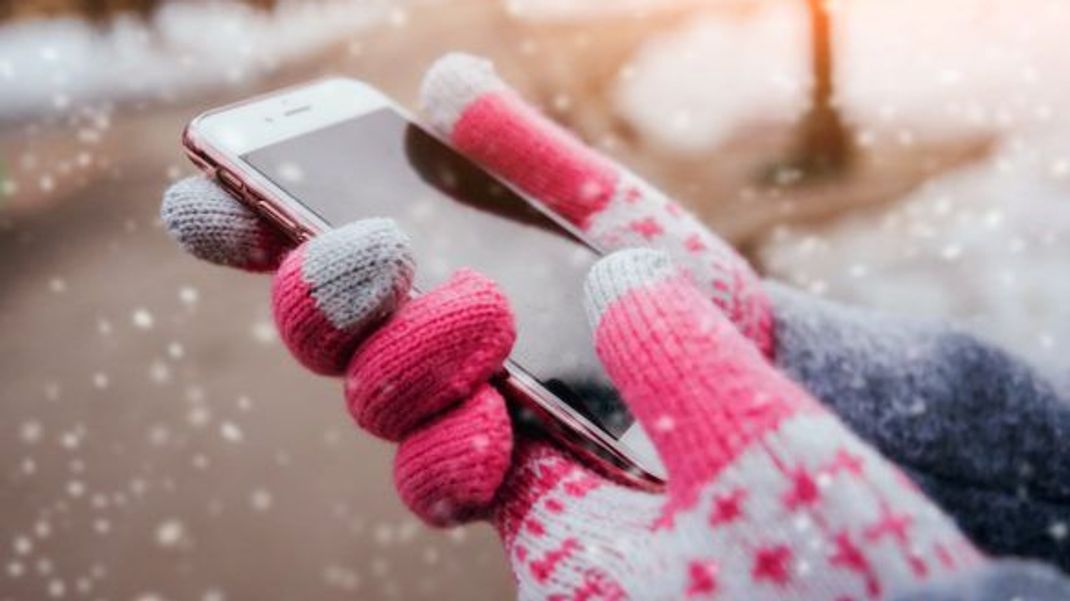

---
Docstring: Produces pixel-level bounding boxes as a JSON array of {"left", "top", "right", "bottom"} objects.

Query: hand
[
  {"left": 420, "top": 54, "right": 1070, "bottom": 569},
  {"left": 159, "top": 53, "right": 1062, "bottom": 597},
  {"left": 419, "top": 55, "right": 775, "bottom": 358},
  {"left": 159, "top": 181, "right": 984, "bottom": 598}
]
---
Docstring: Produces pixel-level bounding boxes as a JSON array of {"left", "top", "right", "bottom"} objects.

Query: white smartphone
[{"left": 182, "top": 78, "right": 666, "bottom": 487}]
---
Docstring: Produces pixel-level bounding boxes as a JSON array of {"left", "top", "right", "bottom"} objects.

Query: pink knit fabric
[
  {"left": 270, "top": 219, "right": 415, "bottom": 376},
  {"left": 394, "top": 383, "right": 513, "bottom": 526},
  {"left": 272, "top": 245, "right": 354, "bottom": 375},
  {"left": 427, "top": 57, "right": 775, "bottom": 357},
  {"left": 345, "top": 269, "right": 515, "bottom": 441},
  {"left": 451, "top": 92, "right": 618, "bottom": 228},
  {"left": 592, "top": 271, "right": 812, "bottom": 501},
  {"left": 166, "top": 54, "right": 999, "bottom": 598},
  {"left": 477, "top": 251, "right": 983, "bottom": 599}
]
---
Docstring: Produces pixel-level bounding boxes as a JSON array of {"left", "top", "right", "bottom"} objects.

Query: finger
[
  {"left": 586, "top": 252, "right": 982, "bottom": 597},
  {"left": 583, "top": 248, "right": 816, "bottom": 493},
  {"left": 271, "top": 218, "right": 414, "bottom": 375},
  {"left": 421, "top": 52, "right": 617, "bottom": 228},
  {"left": 160, "top": 176, "right": 290, "bottom": 271},
  {"left": 345, "top": 269, "right": 515, "bottom": 441},
  {"left": 394, "top": 384, "right": 513, "bottom": 527},
  {"left": 420, "top": 53, "right": 773, "bottom": 355}
]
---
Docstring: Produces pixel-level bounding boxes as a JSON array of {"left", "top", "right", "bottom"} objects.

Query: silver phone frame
[{"left": 182, "top": 77, "right": 666, "bottom": 489}]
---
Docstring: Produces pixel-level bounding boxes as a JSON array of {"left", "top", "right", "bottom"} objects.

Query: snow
[
  {"left": 608, "top": 0, "right": 1070, "bottom": 372},
  {"left": 504, "top": 0, "right": 699, "bottom": 21},
  {"left": 616, "top": 3, "right": 811, "bottom": 153},
  {"left": 0, "top": 0, "right": 392, "bottom": 120},
  {"left": 131, "top": 307, "right": 154, "bottom": 330},
  {"left": 219, "top": 421, "right": 244, "bottom": 443},
  {"left": 155, "top": 519, "right": 187, "bottom": 548}
]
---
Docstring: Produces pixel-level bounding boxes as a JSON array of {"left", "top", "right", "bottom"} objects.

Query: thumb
[{"left": 584, "top": 249, "right": 815, "bottom": 495}]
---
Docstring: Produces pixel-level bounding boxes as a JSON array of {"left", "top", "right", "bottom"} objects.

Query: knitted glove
[
  {"left": 159, "top": 184, "right": 1067, "bottom": 597},
  {"left": 491, "top": 248, "right": 991, "bottom": 599},
  {"left": 421, "top": 53, "right": 1070, "bottom": 569},
  {"left": 159, "top": 53, "right": 1070, "bottom": 595},
  {"left": 157, "top": 179, "right": 995, "bottom": 597}
]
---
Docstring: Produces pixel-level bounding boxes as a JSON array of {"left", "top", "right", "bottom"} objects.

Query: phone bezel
[{"left": 182, "top": 77, "right": 666, "bottom": 490}]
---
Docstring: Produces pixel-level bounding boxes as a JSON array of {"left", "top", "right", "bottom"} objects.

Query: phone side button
[
  {"left": 256, "top": 201, "right": 297, "bottom": 232},
  {"left": 217, "top": 168, "right": 245, "bottom": 195}
]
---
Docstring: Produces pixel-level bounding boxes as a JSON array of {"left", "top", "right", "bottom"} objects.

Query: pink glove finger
[
  {"left": 421, "top": 53, "right": 618, "bottom": 229},
  {"left": 345, "top": 269, "right": 515, "bottom": 441},
  {"left": 161, "top": 176, "right": 290, "bottom": 271},
  {"left": 583, "top": 248, "right": 808, "bottom": 496},
  {"left": 582, "top": 248, "right": 982, "bottom": 592},
  {"left": 271, "top": 218, "right": 414, "bottom": 375},
  {"left": 394, "top": 383, "right": 513, "bottom": 527},
  {"left": 420, "top": 53, "right": 773, "bottom": 355}
]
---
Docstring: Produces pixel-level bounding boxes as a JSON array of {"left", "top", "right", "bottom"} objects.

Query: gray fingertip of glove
[
  {"left": 160, "top": 176, "right": 290, "bottom": 271},
  {"left": 419, "top": 52, "right": 508, "bottom": 136},
  {"left": 583, "top": 248, "right": 676, "bottom": 330},
  {"left": 297, "top": 218, "right": 416, "bottom": 333}
]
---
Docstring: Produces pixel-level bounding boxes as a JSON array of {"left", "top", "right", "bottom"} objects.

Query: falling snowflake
[
  {"left": 59, "top": 429, "right": 82, "bottom": 450},
  {"left": 67, "top": 480, "right": 86, "bottom": 498},
  {"left": 148, "top": 425, "right": 171, "bottom": 446},
  {"left": 249, "top": 488, "right": 273, "bottom": 512},
  {"left": 131, "top": 308, "right": 155, "bottom": 330},
  {"left": 653, "top": 415, "right": 675, "bottom": 433},
  {"left": 1050, "top": 521, "right": 1068, "bottom": 541},
  {"left": 155, "top": 519, "right": 187, "bottom": 548},
  {"left": 12, "top": 535, "right": 33, "bottom": 556},
  {"left": 187, "top": 406, "right": 211, "bottom": 428},
  {"left": 276, "top": 162, "right": 305, "bottom": 184},
  {"left": 179, "top": 286, "right": 200, "bottom": 306},
  {"left": 91, "top": 372, "right": 109, "bottom": 389},
  {"left": 323, "top": 564, "right": 361, "bottom": 591},
  {"left": 149, "top": 360, "right": 171, "bottom": 384},
  {"left": 250, "top": 320, "right": 276, "bottom": 344},
  {"left": 220, "top": 421, "right": 244, "bottom": 443},
  {"left": 19, "top": 420, "right": 43, "bottom": 444},
  {"left": 167, "top": 342, "right": 185, "bottom": 359}
]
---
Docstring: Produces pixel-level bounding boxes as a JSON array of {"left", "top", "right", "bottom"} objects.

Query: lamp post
[{"left": 769, "top": 0, "right": 851, "bottom": 182}]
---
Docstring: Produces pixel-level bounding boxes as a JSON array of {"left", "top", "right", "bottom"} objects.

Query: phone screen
[{"left": 239, "top": 107, "right": 658, "bottom": 465}]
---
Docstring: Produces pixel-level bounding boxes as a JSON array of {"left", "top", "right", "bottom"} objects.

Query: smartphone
[{"left": 182, "top": 78, "right": 666, "bottom": 487}]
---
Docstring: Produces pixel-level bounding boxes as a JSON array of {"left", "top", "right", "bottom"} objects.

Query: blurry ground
[{"left": 2, "top": 0, "right": 1069, "bottom": 599}]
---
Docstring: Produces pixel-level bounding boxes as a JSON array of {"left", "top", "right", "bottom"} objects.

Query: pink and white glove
[
  {"left": 498, "top": 249, "right": 983, "bottom": 599},
  {"left": 160, "top": 54, "right": 1002, "bottom": 599},
  {"left": 419, "top": 55, "right": 774, "bottom": 358}
]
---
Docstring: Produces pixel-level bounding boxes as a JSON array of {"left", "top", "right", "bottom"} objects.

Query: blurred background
[{"left": 2, "top": 0, "right": 1069, "bottom": 599}]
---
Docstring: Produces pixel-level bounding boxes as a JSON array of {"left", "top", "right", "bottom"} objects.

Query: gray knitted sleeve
[{"left": 767, "top": 282, "right": 1070, "bottom": 569}]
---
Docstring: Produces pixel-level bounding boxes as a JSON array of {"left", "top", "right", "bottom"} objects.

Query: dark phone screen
[{"left": 242, "top": 108, "right": 634, "bottom": 438}]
